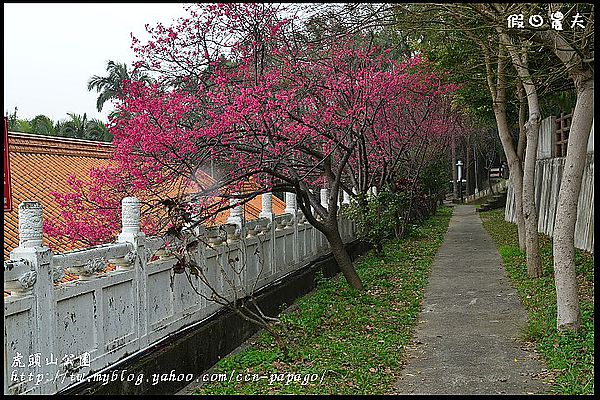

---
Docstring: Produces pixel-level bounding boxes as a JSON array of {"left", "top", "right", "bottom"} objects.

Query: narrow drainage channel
[{"left": 59, "top": 240, "right": 369, "bottom": 395}]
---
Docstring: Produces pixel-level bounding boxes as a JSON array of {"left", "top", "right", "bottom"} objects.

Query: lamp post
[{"left": 456, "top": 160, "right": 463, "bottom": 203}]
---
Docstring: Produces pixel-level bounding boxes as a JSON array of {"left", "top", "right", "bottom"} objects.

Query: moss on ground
[{"left": 193, "top": 207, "right": 452, "bottom": 395}]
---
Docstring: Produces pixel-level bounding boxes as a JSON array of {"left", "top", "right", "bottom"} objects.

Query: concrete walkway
[{"left": 394, "top": 205, "right": 550, "bottom": 395}]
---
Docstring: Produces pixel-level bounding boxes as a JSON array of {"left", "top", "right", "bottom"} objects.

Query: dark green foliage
[
  {"left": 7, "top": 108, "right": 112, "bottom": 142},
  {"left": 57, "top": 112, "right": 112, "bottom": 141},
  {"left": 342, "top": 190, "right": 408, "bottom": 254}
]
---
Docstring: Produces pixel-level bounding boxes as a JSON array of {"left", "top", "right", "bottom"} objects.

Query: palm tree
[
  {"left": 58, "top": 112, "right": 88, "bottom": 139},
  {"left": 85, "top": 118, "right": 112, "bottom": 142},
  {"left": 87, "top": 60, "right": 152, "bottom": 112},
  {"left": 58, "top": 113, "right": 112, "bottom": 142}
]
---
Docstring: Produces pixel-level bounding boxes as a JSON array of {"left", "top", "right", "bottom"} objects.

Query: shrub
[{"left": 342, "top": 189, "right": 408, "bottom": 254}]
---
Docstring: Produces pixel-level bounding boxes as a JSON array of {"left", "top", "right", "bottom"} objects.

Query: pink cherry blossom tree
[{"left": 47, "top": 3, "right": 463, "bottom": 291}]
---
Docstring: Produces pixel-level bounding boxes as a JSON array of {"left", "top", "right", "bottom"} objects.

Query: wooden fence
[{"left": 505, "top": 116, "right": 594, "bottom": 253}]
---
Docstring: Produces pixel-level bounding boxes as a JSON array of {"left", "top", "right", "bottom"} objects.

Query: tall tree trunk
[
  {"left": 552, "top": 75, "right": 593, "bottom": 331},
  {"left": 535, "top": 26, "right": 594, "bottom": 332},
  {"left": 325, "top": 226, "right": 363, "bottom": 290},
  {"left": 295, "top": 185, "right": 363, "bottom": 290},
  {"left": 521, "top": 113, "right": 542, "bottom": 278},
  {"left": 451, "top": 133, "right": 458, "bottom": 199},
  {"left": 497, "top": 110, "right": 526, "bottom": 252},
  {"left": 500, "top": 32, "right": 542, "bottom": 278},
  {"left": 516, "top": 82, "right": 527, "bottom": 163},
  {"left": 487, "top": 44, "right": 527, "bottom": 251},
  {"left": 515, "top": 84, "right": 527, "bottom": 252},
  {"left": 466, "top": 140, "right": 473, "bottom": 195}
]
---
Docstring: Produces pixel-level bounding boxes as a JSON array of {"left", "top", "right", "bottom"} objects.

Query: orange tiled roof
[
  {"left": 4, "top": 132, "right": 286, "bottom": 261},
  {"left": 4, "top": 132, "right": 114, "bottom": 260}
]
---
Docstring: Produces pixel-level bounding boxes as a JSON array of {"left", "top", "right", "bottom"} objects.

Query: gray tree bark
[
  {"left": 466, "top": 140, "right": 473, "bottom": 195},
  {"left": 535, "top": 28, "right": 594, "bottom": 331},
  {"left": 500, "top": 32, "right": 542, "bottom": 278},
  {"left": 482, "top": 41, "right": 526, "bottom": 251},
  {"left": 451, "top": 133, "right": 458, "bottom": 200},
  {"left": 551, "top": 75, "right": 593, "bottom": 331}
]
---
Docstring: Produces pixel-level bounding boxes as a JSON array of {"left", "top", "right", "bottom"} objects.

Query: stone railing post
[
  {"left": 227, "top": 195, "right": 244, "bottom": 227},
  {"left": 284, "top": 192, "right": 297, "bottom": 216},
  {"left": 320, "top": 188, "right": 329, "bottom": 210},
  {"left": 5, "top": 201, "right": 56, "bottom": 394},
  {"left": 285, "top": 192, "right": 299, "bottom": 263},
  {"left": 116, "top": 197, "right": 148, "bottom": 348},
  {"left": 258, "top": 192, "right": 273, "bottom": 221},
  {"left": 118, "top": 197, "right": 144, "bottom": 243},
  {"left": 342, "top": 190, "right": 351, "bottom": 205},
  {"left": 318, "top": 188, "right": 329, "bottom": 249}
]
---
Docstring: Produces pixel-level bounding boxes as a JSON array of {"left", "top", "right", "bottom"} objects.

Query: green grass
[
  {"left": 193, "top": 207, "right": 452, "bottom": 395},
  {"left": 466, "top": 196, "right": 491, "bottom": 206},
  {"left": 480, "top": 208, "right": 594, "bottom": 395}
]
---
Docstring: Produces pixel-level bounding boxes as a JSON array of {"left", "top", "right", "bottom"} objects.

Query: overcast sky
[{"left": 4, "top": 3, "right": 189, "bottom": 123}]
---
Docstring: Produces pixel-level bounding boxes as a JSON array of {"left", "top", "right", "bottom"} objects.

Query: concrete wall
[
  {"left": 505, "top": 116, "right": 594, "bottom": 253},
  {"left": 4, "top": 196, "right": 355, "bottom": 395}
]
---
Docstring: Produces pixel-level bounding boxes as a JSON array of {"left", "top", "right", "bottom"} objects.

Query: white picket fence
[{"left": 3, "top": 195, "right": 355, "bottom": 395}]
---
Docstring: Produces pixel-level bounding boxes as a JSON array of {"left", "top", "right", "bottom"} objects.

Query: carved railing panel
[{"left": 4, "top": 193, "right": 355, "bottom": 394}]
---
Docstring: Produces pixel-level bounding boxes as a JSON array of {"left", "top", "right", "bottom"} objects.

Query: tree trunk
[
  {"left": 325, "top": 226, "right": 363, "bottom": 290},
  {"left": 295, "top": 186, "right": 363, "bottom": 290},
  {"left": 493, "top": 105, "right": 526, "bottom": 252},
  {"left": 516, "top": 82, "right": 527, "bottom": 163},
  {"left": 521, "top": 113, "right": 542, "bottom": 278},
  {"left": 532, "top": 25, "right": 594, "bottom": 332},
  {"left": 552, "top": 75, "right": 593, "bottom": 332},
  {"left": 451, "top": 133, "right": 458, "bottom": 200},
  {"left": 501, "top": 32, "right": 542, "bottom": 278},
  {"left": 514, "top": 83, "right": 528, "bottom": 250},
  {"left": 466, "top": 140, "right": 473, "bottom": 195},
  {"left": 482, "top": 40, "right": 526, "bottom": 251}
]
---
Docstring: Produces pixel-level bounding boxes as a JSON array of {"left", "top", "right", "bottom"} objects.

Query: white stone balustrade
[{"left": 3, "top": 196, "right": 356, "bottom": 395}]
